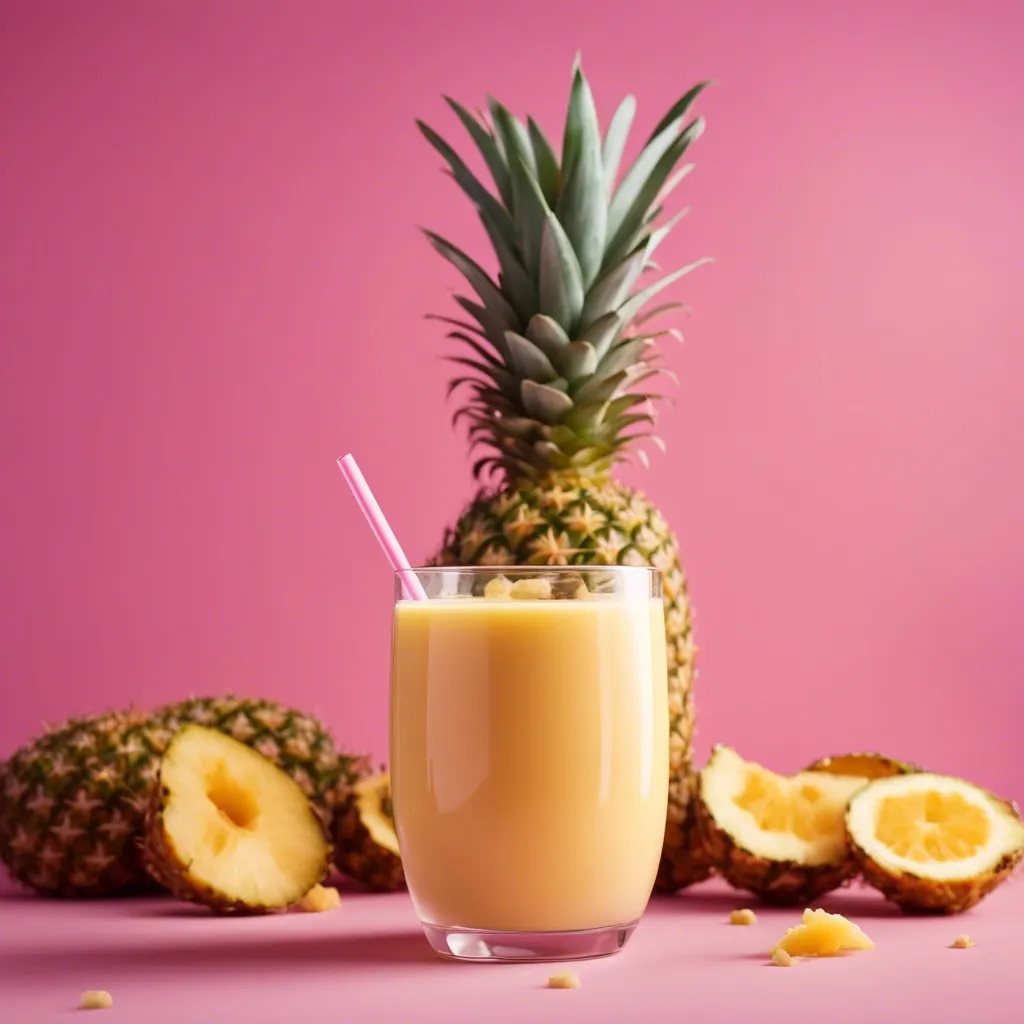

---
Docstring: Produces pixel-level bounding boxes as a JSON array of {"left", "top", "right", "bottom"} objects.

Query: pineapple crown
[{"left": 418, "top": 56, "right": 712, "bottom": 485}]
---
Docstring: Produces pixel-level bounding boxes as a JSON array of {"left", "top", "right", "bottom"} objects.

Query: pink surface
[
  {"left": 1, "top": 876, "right": 1021, "bottom": 1022},
  {"left": 1, "top": 1, "right": 1023, "bottom": 796}
]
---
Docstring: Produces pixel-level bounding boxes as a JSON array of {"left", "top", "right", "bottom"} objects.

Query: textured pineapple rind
[
  {"left": 431, "top": 479, "right": 704, "bottom": 893},
  {"left": 694, "top": 791, "right": 857, "bottom": 905},
  {"left": 695, "top": 745, "right": 860, "bottom": 904},
  {"left": 332, "top": 771, "right": 405, "bottom": 893},
  {"left": 141, "top": 775, "right": 333, "bottom": 914},
  {"left": 845, "top": 785, "right": 1024, "bottom": 915},
  {"left": 0, "top": 697, "right": 362, "bottom": 899}
]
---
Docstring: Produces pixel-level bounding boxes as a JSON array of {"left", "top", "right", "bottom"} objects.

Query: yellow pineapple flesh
[
  {"left": 846, "top": 772, "right": 1024, "bottom": 913},
  {"left": 772, "top": 908, "right": 875, "bottom": 957},
  {"left": 697, "top": 746, "right": 869, "bottom": 903},
  {"left": 143, "top": 725, "right": 330, "bottom": 912}
]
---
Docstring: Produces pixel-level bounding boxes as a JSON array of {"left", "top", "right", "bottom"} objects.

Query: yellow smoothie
[{"left": 390, "top": 593, "right": 668, "bottom": 933}]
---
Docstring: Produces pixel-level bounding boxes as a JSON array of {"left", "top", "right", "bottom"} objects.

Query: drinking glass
[{"left": 389, "top": 565, "right": 668, "bottom": 962}]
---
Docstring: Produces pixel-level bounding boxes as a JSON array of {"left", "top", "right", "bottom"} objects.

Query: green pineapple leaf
[
  {"left": 579, "top": 311, "right": 624, "bottom": 359},
  {"left": 644, "top": 80, "right": 712, "bottom": 146},
  {"left": 616, "top": 258, "right": 712, "bottom": 328},
  {"left": 572, "top": 369, "right": 629, "bottom": 406},
  {"left": 538, "top": 212, "right": 584, "bottom": 333},
  {"left": 553, "top": 340, "right": 598, "bottom": 381},
  {"left": 445, "top": 356, "right": 519, "bottom": 398},
  {"left": 443, "top": 96, "right": 513, "bottom": 208},
  {"left": 504, "top": 331, "right": 559, "bottom": 383},
  {"left": 487, "top": 97, "right": 538, "bottom": 180},
  {"left": 602, "top": 95, "right": 637, "bottom": 199},
  {"left": 416, "top": 121, "right": 516, "bottom": 249},
  {"left": 604, "top": 118, "right": 705, "bottom": 269},
  {"left": 527, "top": 117, "right": 561, "bottom": 207},
  {"left": 425, "top": 231, "right": 521, "bottom": 329},
  {"left": 478, "top": 209, "right": 538, "bottom": 320},
  {"left": 453, "top": 296, "right": 513, "bottom": 360},
  {"left": 596, "top": 336, "right": 655, "bottom": 377},
  {"left": 555, "top": 66, "right": 607, "bottom": 288},
  {"left": 508, "top": 156, "right": 549, "bottom": 280},
  {"left": 521, "top": 379, "right": 574, "bottom": 423},
  {"left": 525, "top": 314, "right": 571, "bottom": 353},
  {"left": 579, "top": 250, "right": 647, "bottom": 330}
]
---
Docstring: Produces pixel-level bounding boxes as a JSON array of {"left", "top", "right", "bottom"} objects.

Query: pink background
[{"left": 1, "top": 1, "right": 1021, "bottom": 798}]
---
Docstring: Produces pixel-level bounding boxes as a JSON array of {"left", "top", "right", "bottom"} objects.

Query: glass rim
[{"left": 397, "top": 564, "right": 661, "bottom": 577}]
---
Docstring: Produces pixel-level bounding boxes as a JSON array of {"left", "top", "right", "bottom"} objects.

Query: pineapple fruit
[
  {"left": 696, "top": 746, "right": 870, "bottom": 904},
  {"left": 420, "top": 57, "right": 712, "bottom": 891},
  {"left": 845, "top": 772, "right": 1024, "bottom": 914},
  {"left": 333, "top": 770, "right": 405, "bottom": 892},
  {"left": 0, "top": 696, "right": 361, "bottom": 898},
  {"left": 771, "top": 908, "right": 875, "bottom": 958},
  {"left": 143, "top": 725, "right": 330, "bottom": 912},
  {"left": 696, "top": 746, "right": 1024, "bottom": 915}
]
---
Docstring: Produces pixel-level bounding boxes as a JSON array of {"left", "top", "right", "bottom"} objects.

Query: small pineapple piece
[
  {"left": 510, "top": 577, "right": 552, "bottom": 600},
  {"left": 729, "top": 908, "right": 757, "bottom": 926},
  {"left": 951, "top": 935, "right": 974, "bottom": 949},
  {"left": 547, "top": 971, "right": 581, "bottom": 989},
  {"left": 484, "top": 575, "right": 512, "bottom": 599},
  {"left": 772, "top": 909, "right": 874, "bottom": 958},
  {"left": 296, "top": 883, "right": 341, "bottom": 913},
  {"left": 142, "top": 725, "right": 331, "bottom": 913},
  {"left": 771, "top": 948, "right": 794, "bottom": 968},
  {"left": 79, "top": 990, "right": 114, "bottom": 1010}
]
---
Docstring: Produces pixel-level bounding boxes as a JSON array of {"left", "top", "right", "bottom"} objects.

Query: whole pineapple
[
  {"left": 419, "top": 58, "right": 713, "bottom": 890},
  {"left": 0, "top": 696, "right": 363, "bottom": 898}
]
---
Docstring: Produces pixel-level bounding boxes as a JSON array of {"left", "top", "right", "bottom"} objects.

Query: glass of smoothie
[{"left": 389, "top": 565, "right": 668, "bottom": 962}]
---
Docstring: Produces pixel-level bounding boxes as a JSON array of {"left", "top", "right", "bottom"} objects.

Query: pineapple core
[
  {"left": 874, "top": 791, "right": 990, "bottom": 862},
  {"left": 772, "top": 909, "right": 875, "bottom": 958},
  {"left": 206, "top": 761, "right": 260, "bottom": 831}
]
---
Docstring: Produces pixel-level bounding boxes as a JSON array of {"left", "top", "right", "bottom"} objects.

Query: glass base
[{"left": 421, "top": 920, "right": 638, "bottom": 962}]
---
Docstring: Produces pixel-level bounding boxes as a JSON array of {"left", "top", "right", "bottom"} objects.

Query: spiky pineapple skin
[
  {"left": 432, "top": 476, "right": 709, "bottom": 892},
  {"left": 333, "top": 771, "right": 405, "bottom": 893},
  {"left": 0, "top": 696, "right": 361, "bottom": 898}
]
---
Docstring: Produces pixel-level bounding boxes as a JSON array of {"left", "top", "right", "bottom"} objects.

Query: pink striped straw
[{"left": 336, "top": 454, "right": 428, "bottom": 601}]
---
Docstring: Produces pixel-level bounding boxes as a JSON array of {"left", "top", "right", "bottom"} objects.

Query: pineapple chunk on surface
[
  {"left": 729, "top": 908, "right": 757, "bottom": 926},
  {"left": 296, "top": 883, "right": 341, "bottom": 913},
  {"left": 78, "top": 990, "right": 114, "bottom": 1010},
  {"left": 951, "top": 935, "right": 974, "bottom": 949},
  {"left": 772, "top": 909, "right": 874, "bottom": 958},
  {"left": 771, "top": 948, "right": 794, "bottom": 967},
  {"left": 547, "top": 972, "right": 581, "bottom": 989}
]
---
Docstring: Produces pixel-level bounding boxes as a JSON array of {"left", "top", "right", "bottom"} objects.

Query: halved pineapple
[
  {"left": 846, "top": 773, "right": 1024, "bottom": 914},
  {"left": 333, "top": 771, "right": 404, "bottom": 892},
  {"left": 772, "top": 908, "right": 874, "bottom": 957},
  {"left": 697, "top": 746, "right": 869, "bottom": 903},
  {"left": 143, "top": 725, "right": 330, "bottom": 912}
]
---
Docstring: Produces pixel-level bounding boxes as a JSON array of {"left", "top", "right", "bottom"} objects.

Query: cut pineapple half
[
  {"left": 846, "top": 773, "right": 1024, "bottom": 914},
  {"left": 333, "top": 771, "right": 405, "bottom": 892},
  {"left": 697, "top": 746, "right": 869, "bottom": 903},
  {"left": 772, "top": 908, "right": 874, "bottom": 957},
  {"left": 143, "top": 725, "right": 330, "bottom": 912}
]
